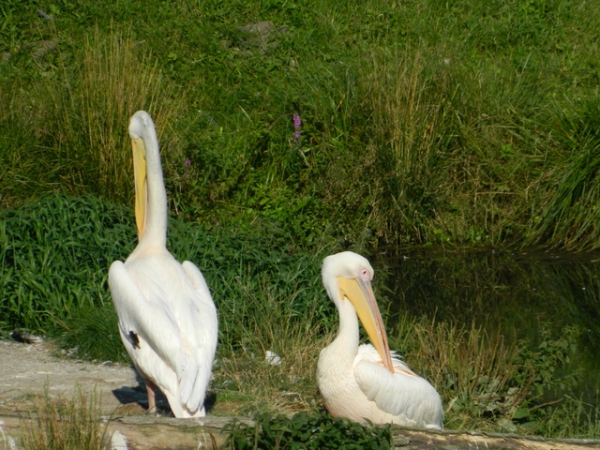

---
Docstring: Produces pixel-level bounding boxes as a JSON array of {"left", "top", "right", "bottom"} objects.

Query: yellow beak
[
  {"left": 337, "top": 276, "right": 394, "bottom": 373},
  {"left": 131, "top": 137, "right": 147, "bottom": 238}
]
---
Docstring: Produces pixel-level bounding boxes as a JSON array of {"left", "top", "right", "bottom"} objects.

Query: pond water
[{"left": 376, "top": 248, "right": 600, "bottom": 404}]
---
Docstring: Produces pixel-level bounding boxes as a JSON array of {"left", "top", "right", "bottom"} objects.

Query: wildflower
[
  {"left": 184, "top": 159, "right": 191, "bottom": 166},
  {"left": 293, "top": 113, "right": 302, "bottom": 143}
]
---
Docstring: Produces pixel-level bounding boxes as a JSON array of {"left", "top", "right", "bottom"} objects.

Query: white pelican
[
  {"left": 108, "top": 111, "right": 218, "bottom": 418},
  {"left": 318, "top": 251, "right": 443, "bottom": 429}
]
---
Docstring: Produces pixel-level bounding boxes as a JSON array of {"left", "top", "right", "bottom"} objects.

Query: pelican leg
[{"left": 145, "top": 379, "right": 157, "bottom": 414}]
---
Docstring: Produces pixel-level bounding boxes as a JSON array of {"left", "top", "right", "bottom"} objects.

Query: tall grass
[
  {"left": 395, "top": 318, "right": 530, "bottom": 429},
  {"left": 21, "top": 388, "right": 108, "bottom": 450},
  {"left": 526, "top": 93, "right": 600, "bottom": 250},
  {"left": 390, "top": 317, "right": 584, "bottom": 434},
  {"left": 38, "top": 28, "right": 186, "bottom": 203},
  {"left": 1, "top": 28, "right": 186, "bottom": 206},
  {"left": 359, "top": 51, "right": 455, "bottom": 243}
]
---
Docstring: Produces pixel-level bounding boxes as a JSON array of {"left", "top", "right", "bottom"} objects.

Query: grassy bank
[
  {"left": 1, "top": 0, "right": 600, "bottom": 249},
  {"left": 2, "top": 0, "right": 600, "bottom": 443}
]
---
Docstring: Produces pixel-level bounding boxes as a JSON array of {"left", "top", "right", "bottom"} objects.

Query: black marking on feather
[{"left": 128, "top": 331, "right": 140, "bottom": 349}]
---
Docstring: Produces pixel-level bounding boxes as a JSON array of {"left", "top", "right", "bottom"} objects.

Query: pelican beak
[
  {"left": 337, "top": 277, "right": 394, "bottom": 373},
  {"left": 131, "top": 137, "right": 147, "bottom": 238}
]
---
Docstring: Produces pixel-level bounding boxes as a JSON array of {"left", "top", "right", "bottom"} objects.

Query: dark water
[{"left": 375, "top": 248, "right": 600, "bottom": 401}]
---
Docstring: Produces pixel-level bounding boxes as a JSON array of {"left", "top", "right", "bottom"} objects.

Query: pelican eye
[{"left": 358, "top": 267, "right": 371, "bottom": 282}]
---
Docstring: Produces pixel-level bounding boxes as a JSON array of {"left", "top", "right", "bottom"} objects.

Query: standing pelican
[
  {"left": 108, "top": 111, "right": 218, "bottom": 418},
  {"left": 318, "top": 251, "right": 443, "bottom": 429}
]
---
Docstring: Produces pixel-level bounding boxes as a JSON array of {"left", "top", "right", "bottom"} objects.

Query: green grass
[
  {"left": 0, "top": 193, "right": 334, "bottom": 357},
  {"left": 1, "top": 0, "right": 600, "bottom": 248}
]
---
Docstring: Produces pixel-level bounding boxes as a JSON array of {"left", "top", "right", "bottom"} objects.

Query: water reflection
[{"left": 375, "top": 248, "right": 600, "bottom": 399}]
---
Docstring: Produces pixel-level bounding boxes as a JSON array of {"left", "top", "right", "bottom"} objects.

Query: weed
[{"left": 224, "top": 410, "right": 392, "bottom": 450}]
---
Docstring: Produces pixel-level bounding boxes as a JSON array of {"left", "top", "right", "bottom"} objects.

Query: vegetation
[
  {"left": 21, "top": 388, "right": 108, "bottom": 450},
  {"left": 2, "top": 0, "right": 600, "bottom": 445},
  {"left": 2, "top": 195, "right": 599, "bottom": 442},
  {"left": 224, "top": 411, "right": 393, "bottom": 450},
  {"left": 1, "top": 0, "right": 600, "bottom": 249}
]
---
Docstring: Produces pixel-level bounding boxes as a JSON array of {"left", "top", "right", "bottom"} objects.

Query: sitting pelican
[
  {"left": 318, "top": 251, "right": 443, "bottom": 429},
  {"left": 108, "top": 111, "right": 218, "bottom": 418}
]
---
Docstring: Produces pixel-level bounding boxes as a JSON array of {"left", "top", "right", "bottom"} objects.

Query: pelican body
[
  {"left": 318, "top": 251, "right": 443, "bottom": 429},
  {"left": 108, "top": 111, "right": 218, "bottom": 418}
]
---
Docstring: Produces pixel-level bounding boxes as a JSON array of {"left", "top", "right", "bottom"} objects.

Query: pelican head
[{"left": 322, "top": 251, "right": 394, "bottom": 372}]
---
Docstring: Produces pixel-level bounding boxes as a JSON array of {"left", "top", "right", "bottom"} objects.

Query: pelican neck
[
  {"left": 139, "top": 132, "right": 167, "bottom": 248},
  {"left": 330, "top": 299, "right": 361, "bottom": 363}
]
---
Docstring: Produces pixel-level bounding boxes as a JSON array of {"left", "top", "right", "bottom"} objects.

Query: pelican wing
[
  {"left": 177, "top": 260, "right": 218, "bottom": 412},
  {"left": 354, "top": 346, "right": 443, "bottom": 428},
  {"left": 108, "top": 260, "right": 185, "bottom": 378}
]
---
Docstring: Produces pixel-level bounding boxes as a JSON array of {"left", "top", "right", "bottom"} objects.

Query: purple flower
[
  {"left": 184, "top": 159, "right": 191, "bottom": 166},
  {"left": 293, "top": 113, "right": 302, "bottom": 143}
]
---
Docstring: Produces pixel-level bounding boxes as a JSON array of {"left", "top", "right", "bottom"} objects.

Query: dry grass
[
  {"left": 32, "top": 28, "right": 186, "bottom": 203},
  {"left": 391, "top": 317, "right": 535, "bottom": 430},
  {"left": 21, "top": 388, "right": 108, "bottom": 450},
  {"left": 358, "top": 50, "right": 455, "bottom": 242},
  {"left": 214, "top": 338, "right": 325, "bottom": 416},
  {"left": 212, "top": 273, "right": 331, "bottom": 416}
]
